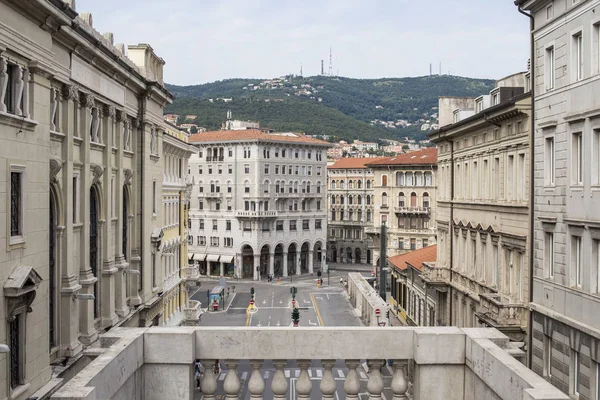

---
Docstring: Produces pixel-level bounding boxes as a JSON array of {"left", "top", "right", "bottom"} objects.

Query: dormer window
[{"left": 492, "top": 93, "right": 499, "bottom": 105}]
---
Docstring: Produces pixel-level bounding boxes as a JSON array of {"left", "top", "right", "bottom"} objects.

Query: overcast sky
[{"left": 77, "top": 0, "right": 530, "bottom": 86}]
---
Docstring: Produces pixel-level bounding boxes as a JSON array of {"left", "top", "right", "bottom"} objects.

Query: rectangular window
[
  {"left": 317, "top": 167, "right": 322, "bottom": 176},
  {"left": 199, "top": 236, "right": 206, "bottom": 246},
  {"left": 199, "top": 219, "right": 204, "bottom": 229},
  {"left": 276, "top": 221, "right": 283, "bottom": 231},
  {"left": 544, "top": 336, "right": 552, "bottom": 378},
  {"left": 572, "top": 131, "right": 583, "bottom": 185},
  {"left": 315, "top": 219, "right": 322, "bottom": 229},
  {"left": 595, "top": 240, "right": 600, "bottom": 293},
  {"left": 573, "top": 235, "right": 583, "bottom": 287},
  {"left": 152, "top": 181, "right": 156, "bottom": 214},
  {"left": 199, "top": 200, "right": 203, "bottom": 210},
  {"left": 226, "top": 220, "right": 231, "bottom": 231},
  {"left": 244, "top": 165, "right": 250, "bottom": 174},
  {"left": 572, "top": 350, "right": 580, "bottom": 396},
  {"left": 546, "top": 3, "right": 553, "bottom": 20},
  {"left": 316, "top": 200, "right": 321, "bottom": 211},
  {"left": 72, "top": 176, "right": 79, "bottom": 222},
  {"left": 492, "top": 244, "right": 499, "bottom": 287},
  {"left": 546, "top": 232, "right": 555, "bottom": 278},
  {"left": 507, "top": 155, "right": 514, "bottom": 201},
  {"left": 243, "top": 221, "right": 251, "bottom": 231},
  {"left": 9, "top": 169, "right": 22, "bottom": 239},
  {"left": 212, "top": 219, "right": 218, "bottom": 230},
  {"left": 493, "top": 158, "right": 500, "bottom": 199},
  {"left": 210, "top": 237, "right": 219, "bottom": 247},
  {"left": 545, "top": 136, "right": 555, "bottom": 185},
  {"left": 546, "top": 46, "right": 555, "bottom": 90},
  {"left": 290, "top": 220, "right": 297, "bottom": 231},
  {"left": 264, "top": 164, "right": 270, "bottom": 174},
  {"left": 303, "top": 220, "right": 309, "bottom": 230},
  {"left": 594, "top": 129, "right": 600, "bottom": 185},
  {"left": 575, "top": 32, "right": 583, "bottom": 81},
  {"left": 9, "top": 314, "right": 21, "bottom": 388}
]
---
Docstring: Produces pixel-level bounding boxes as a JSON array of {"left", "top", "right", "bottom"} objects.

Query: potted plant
[{"left": 291, "top": 308, "right": 300, "bottom": 327}]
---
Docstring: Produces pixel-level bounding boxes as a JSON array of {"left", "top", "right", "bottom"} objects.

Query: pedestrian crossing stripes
[
  {"left": 316, "top": 369, "right": 323, "bottom": 378},
  {"left": 218, "top": 372, "right": 226, "bottom": 381},
  {"left": 240, "top": 371, "right": 248, "bottom": 381},
  {"left": 337, "top": 369, "right": 345, "bottom": 378},
  {"left": 359, "top": 370, "right": 367, "bottom": 380}
]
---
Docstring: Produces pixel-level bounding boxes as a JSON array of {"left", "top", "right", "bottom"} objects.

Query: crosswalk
[{"left": 214, "top": 368, "right": 369, "bottom": 382}]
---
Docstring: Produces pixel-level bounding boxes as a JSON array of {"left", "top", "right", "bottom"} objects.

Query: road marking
[
  {"left": 303, "top": 299, "right": 311, "bottom": 304},
  {"left": 271, "top": 292, "right": 274, "bottom": 307},
  {"left": 337, "top": 369, "right": 345, "bottom": 378},
  {"left": 245, "top": 312, "right": 251, "bottom": 327},
  {"left": 264, "top": 371, "right": 270, "bottom": 379},
  {"left": 359, "top": 370, "right": 367, "bottom": 380},
  {"left": 327, "top": 293, "right": 330, "bottom": 300},
  {"left": 279, "top": 300, "right": 283, "bottom": 304},
  {"left": 308, "top": 369, "right": 313, "bottom": 378},
  {"left": 295, "top": 370, "right": 300, "bottom": 377},
  {"left": 218, "top": 372, "right": 226, "bottom": 381},
  {"left": 311, "top": 293, "right": 325, "bottom": 326},
  {"left": 316, "top": 369, "right": 322, "bottom": 378},
  {"left": 262, "top": 299, "right": 267, "bottom": 304},
  {"left": 308, "top": 319, "right": 317, "bottom": 326},
  {"left": 315, "top": 296, "right": 324, "bottom": 300},
  {"left": 257, "top": 321, "right": 262, "bottom": 327},
  {"left": 276, "top": 320, "right": 281, "bottom": 326},
  {"left": 284, "top": 370, "right": 290, "bottom": 378},
  {"left": 241, "top": 372, "right": 248, "bottom": 381}
]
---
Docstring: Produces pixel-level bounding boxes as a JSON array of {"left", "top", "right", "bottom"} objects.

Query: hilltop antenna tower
[
  {"left": 300, "top": 63, "right": 303, "bottom": 77},
  {"left": 328, "top": 47, "right": 333, "bottom": 76},
  {"left": 429, "top": 63, "right": 432, "bottom": 76},
  {"left": 321, "top": 59, "right": 324, "bottom": 75}
]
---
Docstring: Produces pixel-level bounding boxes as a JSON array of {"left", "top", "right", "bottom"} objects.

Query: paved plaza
[{"left": 192, "top": 271, "right": 396, "bottom": 399}]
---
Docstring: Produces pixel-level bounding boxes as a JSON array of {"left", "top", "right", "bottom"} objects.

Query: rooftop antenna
[
  {"left": 300, "top": 62, "right": 303, "bottom": 77},
  {"left": 328, "top": 47, "right": 333, "bottom": 76},
  {"left": 321, "top": 59, "right": 324, "bottom": 76}
]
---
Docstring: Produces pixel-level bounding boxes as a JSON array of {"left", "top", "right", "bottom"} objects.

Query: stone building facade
[
  {"left": 516, "top": 0, "right": 600, "bottom": 397},
  {"left": 187, "top": 130, "right": 330, "bottom": 281},
  {"left": 0, "top": 1, "right": 191, "bottom": 398},
  {"left": 364, "top": 148, "right": 438, "bottom": 265},
  {"left": 159, "top": 123, "right": 196, "bottom": 326},
  {"left": 428, "top": 74, "right": 531, "bottom": 343},
  {"left": 326, "top": 158, "right": 382, "bottom": 265}
]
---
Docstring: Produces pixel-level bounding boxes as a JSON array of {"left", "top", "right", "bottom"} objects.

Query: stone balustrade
[
  {"left": 347, "top": 272, "right": 389, "bottom": 326},
  {"left": 421, "top": 261, "right": 450, "bottom": 286},
  {"left": 51, "top": 327, "right": 569, "bottom": 400},
  {"left": 182, "top": 265, "right": 200, "bottom": 281},
  {"left": 183, "top": 300, "right": 202, "bottom": 326}
]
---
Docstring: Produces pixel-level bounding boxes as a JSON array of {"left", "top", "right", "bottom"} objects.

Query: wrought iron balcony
[{"left": 394, "top": 206, "right": 431, "bottom": 215}]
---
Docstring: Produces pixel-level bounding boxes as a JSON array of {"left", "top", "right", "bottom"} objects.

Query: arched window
[
  {"left": 366, "top": 180, "right": 371, "bottom": 189},
  {"left": 340, "top": 180, "right": 345, "bottom": 189},
  {"left": 349, "top": 196, "right": 353, "bottom": 205},
  {"left": 227, "top": 181, "right": 232, "bottom": 193},
  {"left": 331, "top": 195, "right": 336, "bottom": 204},
  {"left": 396, "top": 172, "right": 405, "bottom": 186},
  {"left": 244, "top": 180, "right": 250, "bottom": 193},
  {"left": 357, "top": 195, "right": 362, "bottom": 205},
  {"left": 198, "top": 180, "right": 204, "bottom": 193},
  {"left": 366, "top": 195, "right": 371, "bottom": 205},
  {"left": 358, "top": 180, "right": 362, "bottom": 189},
  {"left": 366, "top": 210, "right": 372, "bottom": 222},
  {"left": 410, "top": 192, "right": 417, "bottom": 207},
  {"left": 210, "top": 180, "right": 215, "bottom": 193},
  {"left": 406, "top": 172, "right": 414, "bottom": 186},
  {"left": 294, "top": 181, "right": 299, "bottom": 193},
  {"left": 349, "top": 181, "right": 354, "bottom": 189},
  {"left": 335, "top": 195, "right": 340, "bottom": 204},
  {"left": 276, "top": 181, "right": 281, "bottom": 193},
  {"left": 423, "top": 192, "right": 430, "bottom": 208},
  {"left": 398, "top": 192, "right": 405, "bottom": 207},
  {"left": 340, "top": 195, "right": 345, "bottom": 205},
  {"left": 382, "top": 192, "right": 388, "bottom": 207},
  {"left": 424, "top": 171, "right": 433, "bottom": 186},
  {"left": 263, "top": 179, "right": 270, "bottom": 193},
  {"left": 316, "top": 182, "right": 321, "bottom": 193},
  {"left": 415, "top": 172, "right": 423, "bottom": 186},
  {"left": 331, "top": 180, "right": 336, "bottom": 190},
  {"left": 382, "top": 175, "right": 388, "bottom": 187}
]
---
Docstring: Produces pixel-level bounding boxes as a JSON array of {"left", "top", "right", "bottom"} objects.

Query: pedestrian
[
  {"left": 194, "top": 359, "right": 203, "bottom": 389},
  {"left": 213, "top": 360, "right": 221, "bottom": 375},
  {"left": 227, "top": 287, "right": 230, "bottom": 297},
  {"left": 340, "top": 277, "right": 343, "bottom": 284}
]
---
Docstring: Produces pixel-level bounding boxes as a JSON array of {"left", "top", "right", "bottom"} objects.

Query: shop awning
[
  {"left": 188, "top": 252, "right": 196, "bottom": 260},
  {"left": 220, "top": 255, "right": 235, "bottom": 264},
  {"left": 196, "top": 254, "right": 207, "bottom": 262},
  {"left": 206, "top": 254, "right": 221, "bottom": 262}
]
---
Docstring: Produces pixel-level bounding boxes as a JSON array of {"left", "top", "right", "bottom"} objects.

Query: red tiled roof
[
  {"left": 387, "top": 245, "right": 437, "bottom": 272},
  {"left": 327, "top": 157, "right": 387, "bottom": 169},
  {"left": 365, "top": 148, "right": 437, "bottom": 166},
  {"left": 188, "top": 129, "right": 331, "bottom": 146}
]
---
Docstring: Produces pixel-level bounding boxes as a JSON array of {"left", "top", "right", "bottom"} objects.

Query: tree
[{"left": 190, "top": 126, "right": 198, "bottom": 134}]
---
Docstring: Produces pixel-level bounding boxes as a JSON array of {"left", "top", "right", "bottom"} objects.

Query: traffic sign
[{"left": 375, "top": 308, "right": 381, "bottom": 316}]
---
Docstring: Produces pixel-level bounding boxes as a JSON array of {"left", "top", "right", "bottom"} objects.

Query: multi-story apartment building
[
  {"left": 187, "top": 130, "right": 330, "bottom": 281},
  {"left": 0, "top": 1, "right": 192, "bottom": 397},
  {"left": 364, "top": 148, "right": 438, "bottom": 265},
  {"left": 160, "top": 123, "right": 196, "bottom": 326},
  {"left": 428, "top": 73, "right": 532, "bottom": 344},
  {"left": 389, "top": 245, "right": 437, "bottom": 326},
  {"left": 327, "top": 158, "right": 383, "bottom": 265},
  {"left": 516, "top": 0, "right": 600, "bottom": 396}
]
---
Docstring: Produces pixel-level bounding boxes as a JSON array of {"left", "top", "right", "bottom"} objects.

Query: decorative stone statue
[
  {"left": 91, "top": 107, "right": 100, "bottom": 142},
  {"left": 50, "top": 88, "right": 58, "bottom": 131},
  {"left": 14, "top": 65, "right": 23, "bottom": 115},
  {"left": 123, "top": 120, "right": 131, "bottom": 151},
  {"left": 0, "top": 56, "right": 7, "bottom": 113}
]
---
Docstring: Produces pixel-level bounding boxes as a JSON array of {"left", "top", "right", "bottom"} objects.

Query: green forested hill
[{"left": 165, "top": 75, "right": 495, "bottom": 143}]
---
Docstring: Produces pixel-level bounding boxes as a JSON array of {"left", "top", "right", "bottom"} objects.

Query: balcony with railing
[
  {"left": 421, "top": 261, "right": 450, "bottom": 288},
  {"left": 204, "top": 191, "right": 222, "bottom": 199},
  {"left": 476, "top": 293, "right": 528, "bottom": 343},
  {"left": 206, "top": 156, "right": 224, "bottom": 162},
  {"left": 182, "top": 300, "right": 202, "bottom": 326},
  {"left": 52, "top": 326, "right": 568, "bottom": 400},
  {"left": 394, "top": 206, "right": 431, "bottom": 215},
  {"left": 235, "top": 210, "right": 278, "bottom": 218},
  {"left": 181, "top": 265, "right": 200, "bottom": 281}
]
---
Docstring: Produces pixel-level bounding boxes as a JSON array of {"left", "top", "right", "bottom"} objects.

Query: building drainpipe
[{"left": 517, "top": 2, "right": 535, "bottom": 369}]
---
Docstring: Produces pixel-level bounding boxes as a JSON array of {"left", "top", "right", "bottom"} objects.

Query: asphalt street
[{"left": 193, "top": 270, "right": 395, "bottom": 399}]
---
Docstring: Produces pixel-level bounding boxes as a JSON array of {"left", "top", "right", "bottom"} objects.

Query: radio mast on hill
[
  {"left": 321, "top": 60, "right": 324, "bottom": 75},
  {"left": 328, "top": 47, "right": 333, "bottom": 76}
]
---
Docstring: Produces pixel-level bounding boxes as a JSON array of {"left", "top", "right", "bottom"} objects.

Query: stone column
[
  {"left": 283, "top": 251, "right": 288, "bottom": 277},
  {"left": 296, "top": 254, "right": 301, "bottom": 276},
  {"left": 207, "top": 261, "right": 212, "bottom": 277},
  {"left": 269, "top": 253, "right": 275, "bottom": 277},
  {"left": 308, "top": 250, "right": 314, "bottom": 274},
  {"left": 253, "top": 254, "right": 260, "bottom": 281},
  {"left": 220, "top": 262, "right": 224, "bottom": 277}
]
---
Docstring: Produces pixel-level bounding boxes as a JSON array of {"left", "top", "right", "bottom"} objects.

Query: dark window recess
[
  {"left": 90, "top": 187, "right": 99, "bottom": 318},
  {"left": 9, "top": 317, "right": 20, "bottom": 388},
  {"left": 10, "top": 172, "right": 20, "bottom": 236},
  {"left": 49, "top": 197, "right": 56, "bottom": 348}
]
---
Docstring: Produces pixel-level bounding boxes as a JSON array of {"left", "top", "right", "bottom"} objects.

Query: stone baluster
[
  {"left": 248, "top": 360, "right": 264, "bottom": 400},
  {"left": 271, "top": 361, "right": 288, "bottom": 400},
  {"left": 366, "top": 360, "right": 384, "bottom": 400},
  {"left": 0, "top": 54, "right": 7, "bottom": 113},
  {"left": 320, "top": 360, "right": 337, "bottom": 400},
  {"left": 391, "top": 360, "right": 408, "bottom": 400},
  {"left": 14, "top": 65, "right": 23, "bottom": 115},
  {"left": 200, "top": 359, "right": 218, "bottom": 400},
  {"left": 223, "top": 360, "right": 241, "bottom": 399},
  {"left": 296, "top": 360, "right": 312, "bottom": 399},
  {"left": 344, "top": 360, "right": 361, "bottom": 399}
]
